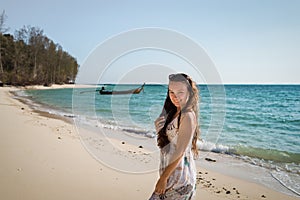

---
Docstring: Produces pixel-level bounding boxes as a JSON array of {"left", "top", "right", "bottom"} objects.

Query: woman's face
[{"left": 168, "top": 81, "right": 190, "bottom": 110}]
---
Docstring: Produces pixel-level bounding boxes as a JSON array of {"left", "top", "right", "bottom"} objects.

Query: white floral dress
[{"left": 150, "top": 113, "right": 196, "bottom": 200}]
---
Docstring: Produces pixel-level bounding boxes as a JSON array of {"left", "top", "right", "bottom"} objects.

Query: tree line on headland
[{"left": 0, "top": 11, "right": 78, "bottom": 86}]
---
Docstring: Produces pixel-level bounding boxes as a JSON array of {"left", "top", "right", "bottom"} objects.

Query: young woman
[{"left": 149, "top": 73, "right": 200, "bottom": 200}]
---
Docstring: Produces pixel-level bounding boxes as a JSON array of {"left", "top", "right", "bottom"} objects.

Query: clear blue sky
[{"left": 2, "top": 0, "right": 300, "bottom": 84}]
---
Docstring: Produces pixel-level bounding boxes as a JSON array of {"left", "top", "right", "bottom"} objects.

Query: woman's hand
[
  {"left": 154, "top": 116, "right": 165, "bottom": 133},
  {"left": 154, "top": 176, "right": 167, "bottom": 194}
]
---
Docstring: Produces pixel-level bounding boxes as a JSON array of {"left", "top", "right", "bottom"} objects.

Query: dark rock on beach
[{"left": 205, "top": 157, "right": 216, "bottom": 162}]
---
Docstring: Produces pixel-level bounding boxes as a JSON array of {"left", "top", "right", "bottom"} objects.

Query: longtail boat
[{"left": 99, "top": 83, "right": 145, "bottom": 95}]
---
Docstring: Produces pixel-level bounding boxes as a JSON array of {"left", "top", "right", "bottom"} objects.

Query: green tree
[{"left": 1, "top": 19, "right": 78, "bottom": 85}]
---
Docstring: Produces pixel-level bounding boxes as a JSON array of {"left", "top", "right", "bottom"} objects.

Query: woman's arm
[{"left": 155, "top": 111, "right": 196, "bottom": 194}]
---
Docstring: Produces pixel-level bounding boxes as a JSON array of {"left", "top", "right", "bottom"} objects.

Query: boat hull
[{"left": 99, "top": 84, "right": 144, "bottom": 95}]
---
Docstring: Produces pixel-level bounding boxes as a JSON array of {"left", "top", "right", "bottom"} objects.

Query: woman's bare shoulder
[{"left": 181, "top": 110, "right": 196, "bottom": 122}]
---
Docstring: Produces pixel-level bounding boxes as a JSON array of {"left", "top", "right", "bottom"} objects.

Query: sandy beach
[{"left": 0, "top": 85, "right": 298, "bottom": 200}]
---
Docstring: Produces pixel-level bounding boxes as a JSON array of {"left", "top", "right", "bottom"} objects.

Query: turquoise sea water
[{"left": 23, "top": 84, "right": 300, "bottom": 195}]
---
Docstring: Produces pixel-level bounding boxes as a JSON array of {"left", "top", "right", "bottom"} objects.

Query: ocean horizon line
[{"left": 75, "top": 83, "right": 300, "bottom": 86}]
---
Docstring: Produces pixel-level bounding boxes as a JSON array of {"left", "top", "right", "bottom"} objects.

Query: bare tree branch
[{"left": 0, "top": 10, "right": 9, "bottom": 34}]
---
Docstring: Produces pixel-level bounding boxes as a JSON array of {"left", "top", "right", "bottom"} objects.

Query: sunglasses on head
[
  {"left": 169, "top": 73, "right": 188, "bottom": 80},
  {"left": 169, "top": 73, "right": 192, "bottom": 85}
]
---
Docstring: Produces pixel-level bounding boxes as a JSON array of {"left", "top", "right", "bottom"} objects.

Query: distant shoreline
[{"left": 1, "top": 83, "right": 298, "bottom": 89}]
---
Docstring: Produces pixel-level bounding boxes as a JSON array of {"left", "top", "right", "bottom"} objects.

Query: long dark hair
[{"left": 157, "top": 73, "right": 200, "bottom": 157}]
